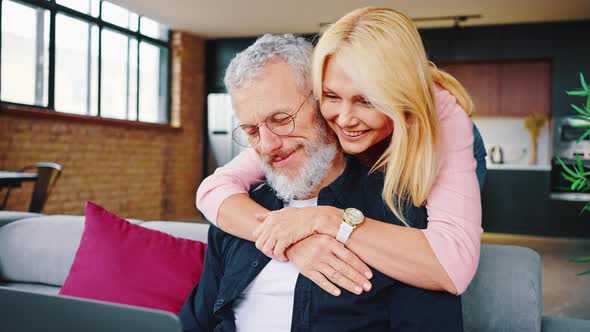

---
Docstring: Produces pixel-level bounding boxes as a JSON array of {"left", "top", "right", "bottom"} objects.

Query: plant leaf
[
  {"left": 577, "top": 155, "right": 585, "bottom": 172},
  {"left": 571, "top": 179, "right": 582, "bottom": 191},
  {"left": 570, "top": 123, "right": 590, "bottom": 129},
  {"left": 561, "top": 172, "right": 578, "bottom": 183},
  {"left": 558, "top": 157, "right": 580, "bottom": 178},
  {"left": 572, "top": 114, "right": 590, "bottom": 123},
  {"left": 570, "top": 256, "right": 590, "bottom": 263},
  {"left": 571, "top": 104, "right": 590, "bottom": 116},
  {"left": 576, "top": 129, "right": 590, "bottom": 144},
  {"left": 581, "top": 72, "right": 588, "bottom": 91},
  {"left": 567, "top": 90, "right": 589, "bottom": 97},
  {"left": 582, "top": 201, "right": 590, "bottom": 215},
  {"left": 555, "top": 185, "right": 573, "bottom": 191},
  {"left": 577, "top": 269, "right": 590, "bottom": 276}
]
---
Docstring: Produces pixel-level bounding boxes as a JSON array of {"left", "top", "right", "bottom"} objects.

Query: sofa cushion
[
  {"left": 462, "top": 244, "right": 542, "bottom": 332},
  {"left": 59, "top": 202, "right": 206, "bottom": 314},
  {"left": 0, "top": 215, "right": 87, "bottom": 286}
]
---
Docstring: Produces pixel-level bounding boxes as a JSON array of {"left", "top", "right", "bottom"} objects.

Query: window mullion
[
  {"left": 97, "top": 1, "right": 102, "bottom": 117},
  {"left": 1, "top": 0, "right": 3, "bottom": 98},
  {"left": 135, "top": 17, "right": 140, "bottom": 122},
  {"left": 85, "top": 22, "right": 92, "bottom": 115},
  {"left": 47, "top": 6, "right": 55, "bottom": 109},
  {"left": 166, "top": 29, "right": 172, "bottom": 124},
  {"left": 125, "top": 36, "right": 130, "bottom": 119}
]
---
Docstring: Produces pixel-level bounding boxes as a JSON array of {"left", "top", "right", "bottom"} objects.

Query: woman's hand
[
  {"left": 253, "top": 206, "right": 341, "bottom": 261},
  {"left": 286, "top": 234, "right": 373, "bottom": 296}
]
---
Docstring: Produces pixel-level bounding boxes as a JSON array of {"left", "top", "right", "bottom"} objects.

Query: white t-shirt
[{"left": 233, "top": 197, "right": 318, "bottom": 332}]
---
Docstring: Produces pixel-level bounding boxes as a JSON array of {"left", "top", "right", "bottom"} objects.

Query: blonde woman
[{"left": 198, "top": 7, "right": 484, "bottom": 296}]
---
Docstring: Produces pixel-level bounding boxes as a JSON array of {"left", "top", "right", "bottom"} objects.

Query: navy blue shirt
[{"left": 180, "top": 155, "right": 463, "bottom": 331}]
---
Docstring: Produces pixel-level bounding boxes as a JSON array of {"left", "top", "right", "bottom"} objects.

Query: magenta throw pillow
[{"left": 59, "top": 201, "right": 207, "bottom": 314}]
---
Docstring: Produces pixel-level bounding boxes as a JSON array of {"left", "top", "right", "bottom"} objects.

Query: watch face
[{"left": 344, "top": 208, "right": 364, "bottom": 226}]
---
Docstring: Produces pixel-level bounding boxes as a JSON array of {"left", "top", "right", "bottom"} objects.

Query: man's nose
[
  {"left": 258, "top": 125, "right": 283, "bottom": 155},
  {"left": 336, "top": 102, "right": 360, "bottom": 128}
]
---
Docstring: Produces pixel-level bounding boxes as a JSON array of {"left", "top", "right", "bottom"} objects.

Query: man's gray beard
[{"left": 262, "top": 129, "right": 338, "bottom": 201}]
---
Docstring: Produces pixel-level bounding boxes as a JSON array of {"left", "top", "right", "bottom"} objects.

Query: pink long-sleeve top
[{"left": 196, "top": 87, "right": 483, "bottom": 294}]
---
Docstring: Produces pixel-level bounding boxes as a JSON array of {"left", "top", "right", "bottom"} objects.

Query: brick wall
[{"left": 0, "top": 31, "right": 205, "bottom": 221}]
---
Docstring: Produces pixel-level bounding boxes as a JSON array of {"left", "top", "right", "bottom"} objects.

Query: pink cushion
[{"left": 59, "top": 201, "right": 206, "bottom": 314}]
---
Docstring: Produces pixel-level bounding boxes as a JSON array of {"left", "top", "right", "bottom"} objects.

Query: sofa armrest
[
  {"left": 542, "top": 316, "right": 590, "bottom": 332},
  {"left": 462, "top": 245, "right": 543, "bottom": 332},
  {"left": 0, "top": 212, "right": 43, "bottom": 228}
]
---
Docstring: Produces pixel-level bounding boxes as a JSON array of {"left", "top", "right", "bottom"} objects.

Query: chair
[{"left": 0, "top": 163, "right": 62, "bottom": 213}]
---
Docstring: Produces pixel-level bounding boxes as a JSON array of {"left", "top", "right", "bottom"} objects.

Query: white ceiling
[{"left": 110, "top": 0, "right": 590, "bottom": 38}]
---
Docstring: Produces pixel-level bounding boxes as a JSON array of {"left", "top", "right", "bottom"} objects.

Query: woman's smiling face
[{"left": 320, "top": 55, "right": 394, "bottom": 155}]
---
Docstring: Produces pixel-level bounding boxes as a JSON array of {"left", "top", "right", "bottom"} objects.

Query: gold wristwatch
[{"left": 336, "top": 208, "right": 365, "bottom": 245}]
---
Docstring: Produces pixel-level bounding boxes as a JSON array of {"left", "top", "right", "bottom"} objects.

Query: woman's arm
[
  {"left": 196, "top": 148, "right": 268, "bottom": 241},
  {"left": 421, "top": 88, "right": 483, "bottom": 294},
  {"left": 255, "top": 207, "right": 454, "bottom": 292}
]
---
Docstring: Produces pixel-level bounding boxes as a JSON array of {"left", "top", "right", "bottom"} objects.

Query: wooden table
[{"left": 0, "top": 171, "right": 38, "bottom": 189}]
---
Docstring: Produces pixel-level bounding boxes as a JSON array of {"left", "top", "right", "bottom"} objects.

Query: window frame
[{"left": 0, "top": 0, "right": 172, "bottom": 125}]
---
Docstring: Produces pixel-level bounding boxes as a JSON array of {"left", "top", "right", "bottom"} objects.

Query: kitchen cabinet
[
  {"left": 482, "top": 169, "right": 590, "bottom": 237},
  {"left": 438, "top": 62, "right": 500, "bottom": 115},
  {"left": 437, "top": 60, "right": 551, "bottom": 116},
  {"left": 499, "top": 60, "right": 551, "bottom": 116}
]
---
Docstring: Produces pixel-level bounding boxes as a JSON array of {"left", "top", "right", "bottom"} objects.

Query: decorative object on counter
[
  {"left": 489, "top": 145, "right": 504, "bottom": 164},
  {"left": 524, "top": 114, "right": 548, "bottom": 165},
  {"left": 557, "top": 72, "right": 590, "bottom": 276}
]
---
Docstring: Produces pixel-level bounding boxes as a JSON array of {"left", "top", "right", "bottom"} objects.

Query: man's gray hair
[{"left": 223, "top": 34, "right": 313, "bottom": 93}]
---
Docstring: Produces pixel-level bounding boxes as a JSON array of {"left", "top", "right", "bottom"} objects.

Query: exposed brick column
[{"left": 163, "top": 31, "right": 206, "bottom": 220}]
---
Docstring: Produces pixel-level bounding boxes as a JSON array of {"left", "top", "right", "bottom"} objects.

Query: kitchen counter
[{"left": 487, "top": 164, "right": 552, "bottom": 171}]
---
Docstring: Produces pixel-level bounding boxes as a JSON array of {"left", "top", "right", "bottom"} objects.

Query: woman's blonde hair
[{"left": 312, "top": 7, "right": 473, "bottom": 224}]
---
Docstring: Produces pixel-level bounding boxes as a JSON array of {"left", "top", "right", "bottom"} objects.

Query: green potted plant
[{"left": 557, "top": 72, "right": 590, "bottom": 275}]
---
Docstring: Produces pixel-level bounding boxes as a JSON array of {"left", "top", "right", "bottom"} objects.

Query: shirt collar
[{"left": 321, "top": 154, "right": 384, "bottom": 207}]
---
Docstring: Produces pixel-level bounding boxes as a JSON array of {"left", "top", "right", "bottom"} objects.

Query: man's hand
[
  {"left": 286, "top": 234, "right": 373, "bottom": 296},
  {"left": 253, "top": 206, "right": 341, "bottom": 261}
]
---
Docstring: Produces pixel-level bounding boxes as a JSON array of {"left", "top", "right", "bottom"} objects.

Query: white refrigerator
[{"left": 207, "top": 93, "right": 246, "bottom": 173}]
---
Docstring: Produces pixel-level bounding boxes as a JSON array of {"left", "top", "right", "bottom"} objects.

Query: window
[
  {"left": 55, "top": 14, "right": 98, "bottom": 115},
  {"left": 0, "top": 0, "right": 171, "bottom": 124},
  {"left": 1, "top": 1, "right": 49, "bottom": 106}
]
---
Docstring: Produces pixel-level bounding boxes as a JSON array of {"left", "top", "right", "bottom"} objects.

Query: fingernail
[
  {"left": 364, "top": 282, "right": 372, "bottom": 291},
  {"left": 355, "top": 287, "right": 362, "bottom": 294},
  {"left": 365, "top": 272, "right": 373, "bottom": 279},
  {"left": 333, "top": 289, "right": 341, "bottom": 296}
]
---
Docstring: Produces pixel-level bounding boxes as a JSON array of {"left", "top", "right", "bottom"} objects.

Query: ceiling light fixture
[{"left": 319, "top": 14, "right": 482, "bottom": 29}]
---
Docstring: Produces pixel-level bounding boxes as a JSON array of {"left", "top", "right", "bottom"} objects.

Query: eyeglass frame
[{"left": 231, "top": 92, "right": 313, "bottom": 147}]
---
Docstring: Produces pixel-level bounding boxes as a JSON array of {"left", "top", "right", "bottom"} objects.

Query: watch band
[{"left": 336, "top": 221, "right": 354, "bottom": 245}]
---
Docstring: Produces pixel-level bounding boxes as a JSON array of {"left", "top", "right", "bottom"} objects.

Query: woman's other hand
[
  {"left": 286, "top": 234, "right": 373, "bottom": 296},
  {"left": 253, "top": 206, "right": 341, "bottom": 260}
]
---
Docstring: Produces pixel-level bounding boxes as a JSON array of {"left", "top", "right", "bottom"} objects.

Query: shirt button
[
  {"left": 251, "top": 260, "right": 259, "bottom": 268},
  {"left": 215, "top": 299, "right": 224, "bottom": 306}
]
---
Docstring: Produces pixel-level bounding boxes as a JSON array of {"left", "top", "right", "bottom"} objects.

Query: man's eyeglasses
[{"left": 231, "top": 92, "right": 312, "bottom": 147}]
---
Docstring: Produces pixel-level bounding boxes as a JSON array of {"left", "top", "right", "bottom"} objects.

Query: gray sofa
[{"left": 0, "top": 211, "right": 588, "bottom": 332}]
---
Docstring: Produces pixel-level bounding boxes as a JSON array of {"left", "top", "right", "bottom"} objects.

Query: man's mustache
[{"left": 261, "top": 145, "right": 301, "bottom": 165}]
